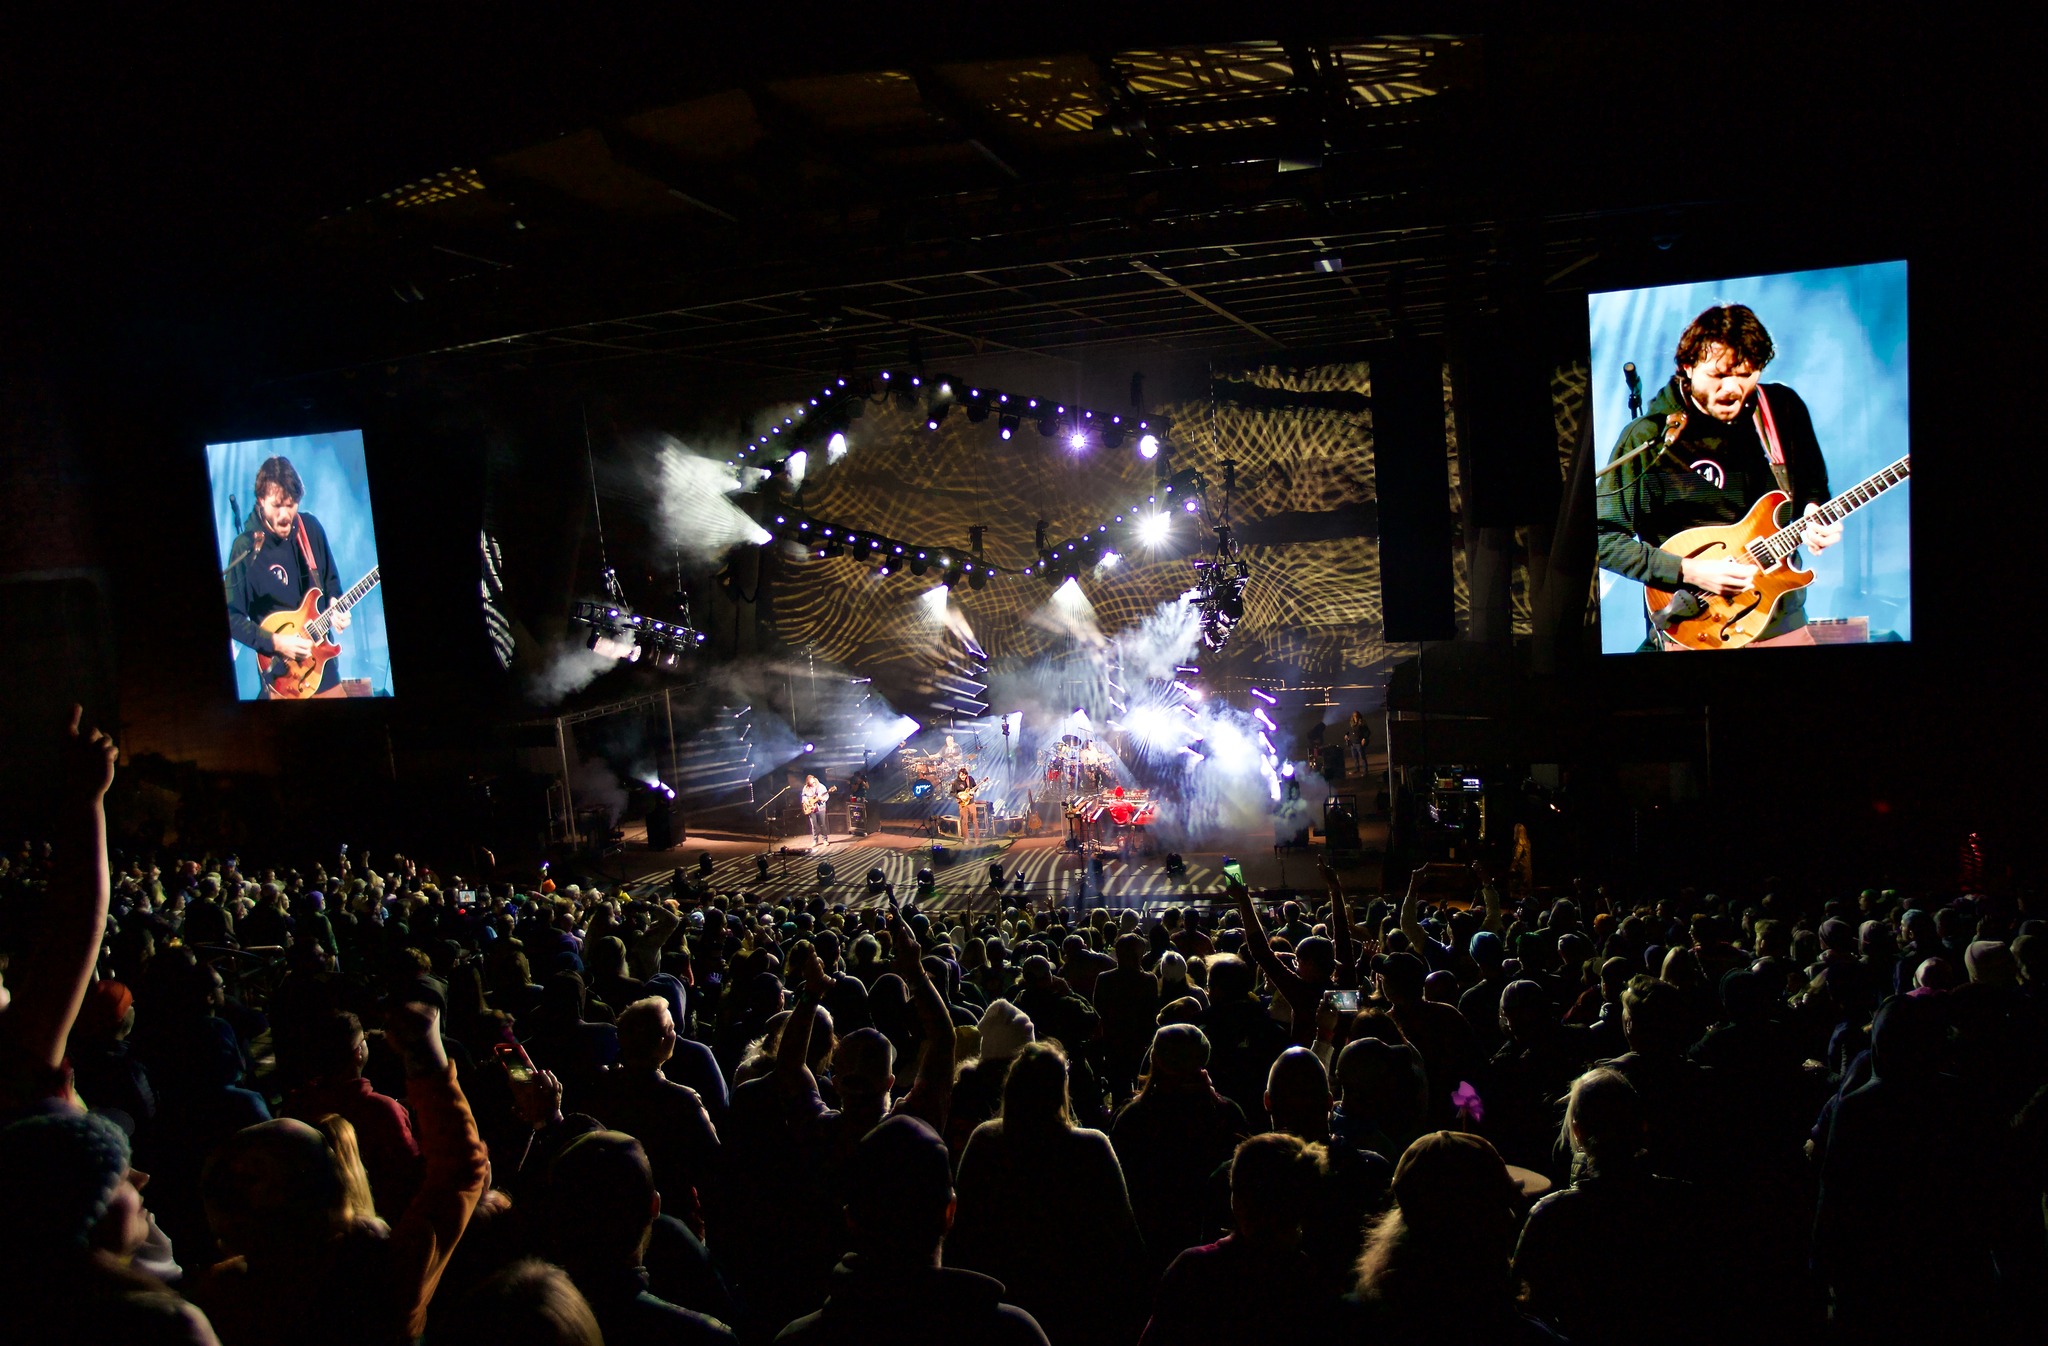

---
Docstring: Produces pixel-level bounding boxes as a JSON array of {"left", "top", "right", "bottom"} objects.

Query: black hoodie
[
  {"left": 1597, "top": 374, "right": 1830, "bottom": 643},
  {"left": 776, "top": 1254, "right": 1048, "bottom": 1346}
]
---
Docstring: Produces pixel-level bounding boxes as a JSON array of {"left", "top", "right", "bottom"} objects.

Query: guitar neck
[
  {"left": 1750, "top": 456, "right": 1910, "bottom": 566},
  {"left": 308, "top": 565, "right": 381, "bottom": 641}
]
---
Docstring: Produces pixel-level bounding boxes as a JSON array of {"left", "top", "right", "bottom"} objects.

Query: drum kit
[{"left": 904, "top": 741, "right": 978, "bottom": 784}]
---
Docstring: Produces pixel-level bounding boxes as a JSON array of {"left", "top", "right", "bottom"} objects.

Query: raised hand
[
  {"left": 888, "top": 912, "right": 925, "bottom": 978},
  {"left": 508, "top": 1065, "right": 564, "bottom": 1129},
  {"left": 383, "top": 998, "right": 450, "bottom": 1078},
  {"left": 62, "top": 704, "right": 117, "bottom": 806}
]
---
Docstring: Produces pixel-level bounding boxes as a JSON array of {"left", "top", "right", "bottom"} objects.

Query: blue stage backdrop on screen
[
  {"left": 207, "top": 430, "right": 395, "bottom": 699},
  {"left": 1588, "top": 261, "right": 1910, "bottom": 653}
]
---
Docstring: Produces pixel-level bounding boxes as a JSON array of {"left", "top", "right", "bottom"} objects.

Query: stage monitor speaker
[
  {"left": 1371, "top": 339, "right": 1457, "bottom": 641},
  {"left": 1454, "top": 312, "right": 1563, "bottom": 528},
  {"left": 1319, "top": 744, "right": 1348, "bottom": 782}
]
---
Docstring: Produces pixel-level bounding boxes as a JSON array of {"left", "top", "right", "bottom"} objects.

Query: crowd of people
[{"left": 2, "top": 708, "right": 2046, "bottom": 1345}]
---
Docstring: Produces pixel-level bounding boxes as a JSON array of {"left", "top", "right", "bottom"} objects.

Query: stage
[{"left": 595, "top": 802, "right": 1389, "bottom": 915}]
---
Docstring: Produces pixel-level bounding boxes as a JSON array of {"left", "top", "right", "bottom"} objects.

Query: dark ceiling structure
[{"left": 10, "top": 13, "right": 1983, "bottom": 403}]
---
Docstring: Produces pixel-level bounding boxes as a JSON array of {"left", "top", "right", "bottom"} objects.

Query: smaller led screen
[{"left": 209, "top": 430, "right": 394, "bottom": 699}]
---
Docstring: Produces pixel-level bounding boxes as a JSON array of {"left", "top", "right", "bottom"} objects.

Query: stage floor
[{"left": 598, "top": 813, "right": 1389, "bottom": 915}]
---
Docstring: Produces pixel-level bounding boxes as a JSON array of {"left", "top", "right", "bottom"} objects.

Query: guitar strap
[{"left": 1754, "top": 387, "right": 1795, "bottom": 500}]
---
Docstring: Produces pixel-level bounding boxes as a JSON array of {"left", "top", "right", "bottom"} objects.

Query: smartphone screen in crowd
[{"left": 494, "top": 1042, "right": 536, "bottom": 1085}]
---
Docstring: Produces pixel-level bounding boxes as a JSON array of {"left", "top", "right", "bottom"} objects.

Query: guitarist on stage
[
  {"left": 225, "top": 455, "right": 351, "bottom": 694},
  {"left": 802, "top": 773, "right": 833, "bottom": 848},
  {"left": 1597, "top": 304, "right": 1843, "bottom": 649},
  {"left": 952, "top": 766, "right": 980, "bottom": 842}
]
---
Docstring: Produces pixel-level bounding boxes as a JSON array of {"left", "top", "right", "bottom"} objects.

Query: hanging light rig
[
  {"left": 567, "top": 408, "right": 706, "bottom": 664},
  {"left": 731, "top": 368, "right": 1186, "bottom": 592}
]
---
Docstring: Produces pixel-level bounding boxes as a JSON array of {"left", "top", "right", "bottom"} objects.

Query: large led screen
[
  {"left": 209, "top": 431, "right": 394, "bottom": 699},
  {"left": 1590, "top": 260, "right": 1909, "bottom": 653}
]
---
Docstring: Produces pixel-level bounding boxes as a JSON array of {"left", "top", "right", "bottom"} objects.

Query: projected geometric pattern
[
  {"left": 762, "top": 353, "right": 1581, "bottom": 690},
  {"left": 769, "top": 360, "right": 1395, "bottom": 685}
]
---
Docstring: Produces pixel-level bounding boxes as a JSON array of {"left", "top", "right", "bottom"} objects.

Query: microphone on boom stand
[{"left": 1624, "top": 362, "right": 1643, "bottom": 421}]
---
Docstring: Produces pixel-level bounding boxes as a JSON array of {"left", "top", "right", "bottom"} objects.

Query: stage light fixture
[
  {"left": 1139, "top": 513, "right": 1172, "bottom": 546},
  {"left": 816, "top": 861, "right": 836, "bottom": 885},
  {"left": 987, "top": 862, "right": 1005, "bottom": 887},
  {"left": 802, "top": 742, "right": 816, "bottom": 753},
  {"left": 878, "top": 558, "right": 897, "bottom": 576},
  {"left": 997, "top": 412, "right": 1019, "bottom": 440},
  {"left": 969, "top": 567, "right": 987, "bottom": 590},
  {"left": 1067, "top": 428, "right": 1089, "bottom": 452},
  {"left": 1138, "top": 433, "right": 1161, "bottom": 459},
  {"left": 827, "top": 431, "right": 849, "bottom": 462},
  {"left": 1037, "top": 410, "right": 1060, "bottom": 438},
  {"left": 1182, "top": 495, "right": 1202, "bottom": 515},
  {"left": 966, "top": 393, "right": 990, "bottom": 423},
  {"left": 910, "top": 554, "right": 929, "bottom": 577},
  {"left": 1102, "top": 423, "right": 1125, "bottom": 449},
  {"left": 786, "top": 450, "right": 809, "bottom": 487}
]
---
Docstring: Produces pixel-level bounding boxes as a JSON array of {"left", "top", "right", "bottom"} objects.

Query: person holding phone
[{"left": 1226, "top": 862, "right": 1357, "bottom": 1049}]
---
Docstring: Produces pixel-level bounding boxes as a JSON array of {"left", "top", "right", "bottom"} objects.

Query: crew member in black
[
  {"left": 1597, "top": 304, "right": 1843, "bottom": 649},
  {"left": 224, "top": 455, "right": 349, "bottom": 694}
]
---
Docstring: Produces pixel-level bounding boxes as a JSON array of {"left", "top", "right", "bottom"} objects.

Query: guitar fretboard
[
  {"left": 308, "top": 565, "right": 381, "bottom": 641},
  {"left": 1747, "top": 456, "right": 1910, "bottom": 567}
]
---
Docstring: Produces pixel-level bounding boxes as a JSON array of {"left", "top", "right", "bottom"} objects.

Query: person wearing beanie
[
  {"left": 69, "top": 979, "right": 157, "bottom": 1129},
  {"left": 1155, "top": 950, "right": 1202, "bottom": 1010},
  {"left": 0, "top": 1108, "right": 220, "bottom": 1345},
  {"left": 1111, "top": 1024, "right": 1246, "bottom": 1277},
  {"left": 949, "top": 999, "right": 1035, "bottom": 1158},
  {"left": 1963, "top": 939, "right": 2019, "bottom": 988},
  {"left": 777, "top": 1116, "right": 1048, "bottom": 1346},
  {"left": 976, "top": 999, "right": 1035, "bottom": 1063}
]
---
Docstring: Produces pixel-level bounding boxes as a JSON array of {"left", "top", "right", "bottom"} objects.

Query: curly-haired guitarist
[
  {"left": 224, "top": 455, "right": 351, "bottom": 694},
  {"left": 1597, "top": 304, "right": 1843, "bottom": 649}
]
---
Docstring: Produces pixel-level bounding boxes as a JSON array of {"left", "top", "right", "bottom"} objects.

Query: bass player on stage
[
  {"left": 1597, "top": 303, "right": 1843, "bottom": 649},
  {"left": 224, "top": 455, "right": 351, "bottom": 694},
  {"left": 802, "top": 773, "right": 833, "bottom": 848}
]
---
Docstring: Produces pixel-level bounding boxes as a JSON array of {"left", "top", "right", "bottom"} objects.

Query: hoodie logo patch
[
  {"left": 1690, "top": 459, "right": 1726, "bottom": 488},
  {"left": 268, "top": 564, "right": 290, "bottom": 586}
]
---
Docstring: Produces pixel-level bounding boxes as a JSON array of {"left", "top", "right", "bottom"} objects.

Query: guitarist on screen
[
  {"left": 225, "top": 455, "right": 351, "bottom": 695},
  {"left": 1597, "top": 304, "right": 1843, "bottom": 649}
]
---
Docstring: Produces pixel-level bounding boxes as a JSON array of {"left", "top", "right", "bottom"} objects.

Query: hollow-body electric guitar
[
  {"left": 256, "top": 565, "right": 381, "bottom": 697},
  {"left": 1644, "top": 456, "right": 1909, "bottom": 650}
]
